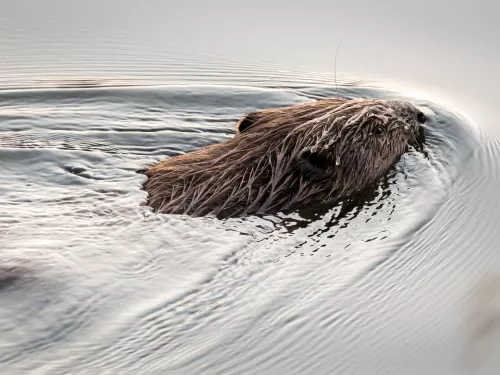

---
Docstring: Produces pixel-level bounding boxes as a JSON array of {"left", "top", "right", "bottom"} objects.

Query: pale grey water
[{"left": 1, "top": 1, "right": 500, "bottom": 374}]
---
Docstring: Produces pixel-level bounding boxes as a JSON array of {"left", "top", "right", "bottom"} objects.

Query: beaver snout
[{"left": 407, "top": 121, "right": 426, "bottom": 151}]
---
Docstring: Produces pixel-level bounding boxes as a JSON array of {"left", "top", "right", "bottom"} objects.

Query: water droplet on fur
[
  {"left": 323, "top": 144, "right": 329, "bottom": 150},
  {"left": 336, "top": 158, "right": 340, "bottom": 166}
]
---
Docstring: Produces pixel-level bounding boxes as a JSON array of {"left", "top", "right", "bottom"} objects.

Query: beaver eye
[
  {"left": 375, "top": 126, "right": 384, "bottom": 135},
  {"left": 417, "top": 112, "right": 426, "bottom": 124}
]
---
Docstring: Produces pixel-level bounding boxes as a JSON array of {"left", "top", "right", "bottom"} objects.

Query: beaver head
[{"left": 144, "top": 98, "right": 425, "bottom": 218}]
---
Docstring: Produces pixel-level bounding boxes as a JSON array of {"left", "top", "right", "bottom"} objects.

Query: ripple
[{"left": 1, "top": 63, "right": 500, "bottom": 375}]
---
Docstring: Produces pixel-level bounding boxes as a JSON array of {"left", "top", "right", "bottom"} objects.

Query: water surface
[{"left": 1, "top": 2, "right": 500, "bottom": 375}]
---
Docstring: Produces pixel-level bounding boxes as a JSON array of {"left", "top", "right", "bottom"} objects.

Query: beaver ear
[
  {"left": 298, "top": 150, "right": 333, "bottom": 182},
  {"left": 235, "top": 112, "right": 262, "bottom": 133}
]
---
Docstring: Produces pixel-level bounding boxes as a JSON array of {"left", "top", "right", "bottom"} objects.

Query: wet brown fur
[{"left": 143, "top": 98, "right": 424, "bottom": 218}]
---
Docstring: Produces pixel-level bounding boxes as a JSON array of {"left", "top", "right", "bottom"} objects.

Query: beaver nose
[{"left": 417, "top": 112, "right": 426, "bottom": 124}]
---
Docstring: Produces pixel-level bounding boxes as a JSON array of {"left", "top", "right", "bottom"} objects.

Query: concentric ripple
[{"left": 1, "top": 63, "right": 500, "bottom": 375}]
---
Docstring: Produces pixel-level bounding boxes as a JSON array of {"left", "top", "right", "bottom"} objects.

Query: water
[{"left": 1, "top": 1, "right": 500, "bottom": 374}]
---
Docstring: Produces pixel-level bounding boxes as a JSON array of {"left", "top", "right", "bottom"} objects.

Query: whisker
[{"left": 334, "top": 36, "right": 344, "bottom": 98}]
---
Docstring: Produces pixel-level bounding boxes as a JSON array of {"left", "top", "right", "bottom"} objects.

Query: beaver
[{"left": 142, "top": 98, "right": 426, "bottom": 218}]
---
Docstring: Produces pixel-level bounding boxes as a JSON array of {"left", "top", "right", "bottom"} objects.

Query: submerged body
[{"left": 143, "top": 98, "right": 425, "bottom": 218}]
